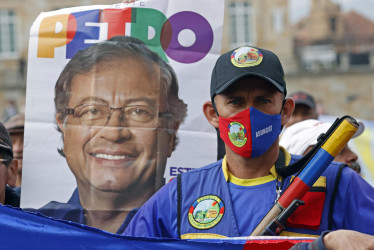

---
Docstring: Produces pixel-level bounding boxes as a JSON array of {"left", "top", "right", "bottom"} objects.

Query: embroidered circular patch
[
  {"left": 188, "top": 195, "right": 225, "bottom": 230},
  {"left": 228, "top": 122, "right": 247, "bottom": 147},
  {"left": 231, "top": 46, "right": 263, "bottom": 67}
]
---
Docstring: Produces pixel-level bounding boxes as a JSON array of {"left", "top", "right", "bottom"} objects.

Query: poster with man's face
[{"left": 22, "top": 0, "right": 224, "bottom": 233}]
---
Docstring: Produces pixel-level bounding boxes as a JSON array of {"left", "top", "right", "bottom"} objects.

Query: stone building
[
  {"left": 221, "top": 0, "right": 297, "bottom": 74},
  {"left": 1, "top": 0, "right": 374, "bottom": 120},
  {"left": 0, "top": 0, "right": 122, "bottom": 120},
  {"left": 223, "top": 0, "right": 374, "bottom": 120},
  {"left": 290, "top": 0, "right": 374, "bottom": 120}
]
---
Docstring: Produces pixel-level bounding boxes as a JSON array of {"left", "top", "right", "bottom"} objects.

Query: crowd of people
[{"left": 1, "top": 36, "right": 374, "bottom": 248}]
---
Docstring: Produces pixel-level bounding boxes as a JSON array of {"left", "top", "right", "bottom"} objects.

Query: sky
[{"left": 289, "top": 0, "right": 374, "bottom": 24}]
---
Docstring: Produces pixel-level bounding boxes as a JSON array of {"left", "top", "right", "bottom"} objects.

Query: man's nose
[
  {"left": 105, "top": 108, "right": 125, "bottom": 126},
  {"left": 345, "top": 148, "right": 359, "bottom": 163},
  {"left": 101, "top": 109, "right": 132, "bottom": 141},
  {"left": 13, "top": 139, "right": 23, "bottom": 152}
]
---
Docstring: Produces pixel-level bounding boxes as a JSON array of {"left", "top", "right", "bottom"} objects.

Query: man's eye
[
  {"left": 77, "top": 105, "right": 107, "bottom": 119},
  {"left": 259, "top": 98, "right": 271, "bottom": 104},
  {"left": 125, "top": 106, "right": 155, "bottom": 122},
  {"left": 133, "top": 108, "right": 152, "bottom": 117},
  {"left": 229, "top": 99, "right": 243, "bottom": 105},
  {"left": 87, "top": 109, "right": 100, "bottom": 115}
]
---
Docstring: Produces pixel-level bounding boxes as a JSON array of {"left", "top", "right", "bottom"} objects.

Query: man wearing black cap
[
  {"left": 123, "top": 46, "right": 374, "bottom": 248},
  {"left": 0, "top": 121, "right": 19, "bottom": 207},
  {"left": 285, "top": 91, "right": 318, "bottom": 128}
]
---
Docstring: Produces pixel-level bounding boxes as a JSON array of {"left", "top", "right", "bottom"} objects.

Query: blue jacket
[
  {"left": 36, "top": 188, "right": 137, "bottom": 234},
  {"left": 124, "top": 153, "right": 374, "bottom": 239}
]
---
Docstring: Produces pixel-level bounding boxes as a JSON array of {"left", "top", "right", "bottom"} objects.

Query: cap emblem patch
[{"left": 231, "top": 46, "right": 263, "bottom": 67}]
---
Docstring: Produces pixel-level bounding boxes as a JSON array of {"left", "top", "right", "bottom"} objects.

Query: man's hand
[{"left": 323, "top": 230, "right": 374, "bottom": 250}]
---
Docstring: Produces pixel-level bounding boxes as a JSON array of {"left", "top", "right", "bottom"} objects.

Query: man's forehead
[
  {"left": 294, "top": 104, "right": 314, "bottom": 112},
  {"left": 70, "top": 64, "right": 162, "bottom": 90},
  {"left": 222, "top": 76, "right": 279, "bottom": 95},
  {"left": 84, "top": 59, "right": 161, "bottom": 85},
  {"left": 9, "top": 132, "right": 23, "bottom": 137}
]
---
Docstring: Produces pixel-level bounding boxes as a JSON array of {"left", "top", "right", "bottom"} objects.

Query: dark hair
[
  {"left": 0, "top": 151, "right": 12, "bottom": 167},
  {"left": 55, "top": 36, "right": 187, "bottom": 156}
]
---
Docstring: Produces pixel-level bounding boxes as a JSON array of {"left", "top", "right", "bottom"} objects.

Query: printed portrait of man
[{"left": 36, "top": 36, "right": 187, "bottom": 234}]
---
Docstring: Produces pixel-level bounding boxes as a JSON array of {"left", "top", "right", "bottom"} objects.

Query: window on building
[
  {"left": 0, "top": 9, "right": 18, "bottom": 58},
  {"left": 229, "top": 2, "right": 255, "bottom": 49},
  {"left": 349, "top": 53, "right": 369, "bottom": 66},
  {"left": 330, "top": 17, "right": 336, "bottom": 32},
  {"left": 272, "top": 8, "right": 284, "bottom": 33}
]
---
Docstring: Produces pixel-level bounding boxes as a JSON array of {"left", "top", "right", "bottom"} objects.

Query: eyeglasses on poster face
[{"left": 65, "top": 103, "right": 171, "bottom": 127}]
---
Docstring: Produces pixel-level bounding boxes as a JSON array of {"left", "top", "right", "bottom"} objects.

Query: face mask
[{"left": 218, "top": 107, "right": 281, "bottom": 158}]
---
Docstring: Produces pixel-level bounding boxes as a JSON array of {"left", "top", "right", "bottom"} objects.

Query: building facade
[
  {"left": 223, "top": 0, "right": 374, "bottom": 120},
  {"left": 0, "top": 0, "right": 122, "bottom": 120},
  {"left": 1, "top": 0, "right": 374, "bottom": 120}
]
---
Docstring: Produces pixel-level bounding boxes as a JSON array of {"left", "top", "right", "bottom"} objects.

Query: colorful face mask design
[{"left": 219, "top": 107, "right": 281, "bottom": 158}]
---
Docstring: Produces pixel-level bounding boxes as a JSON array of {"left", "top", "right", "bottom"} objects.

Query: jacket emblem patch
[{"left": 188, "top": 195, "right": 225, "bottom": 230}]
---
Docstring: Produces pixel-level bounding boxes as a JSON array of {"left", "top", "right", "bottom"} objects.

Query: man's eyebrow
[
  {"left": 228, "top": 96, "right": 245, "bottom": 102},
  {"left": 256, "top": 93, "right": 276, "bottom": 98},
  {"left": 125, "top": 97, "right": 157, "bottom": 106},
  {"left": 78, "top": 97, "right": 158, "bottom": 107},
  {"left": 221, "top": 92, "right": 243, "bottom": 99},
  {"left": 79, "top": 97, "right": 108, "bottom": 105}
]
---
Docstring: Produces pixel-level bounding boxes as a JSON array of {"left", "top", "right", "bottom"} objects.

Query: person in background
[
  {"left": 4, "top": 113, "right": 25, "bottom": 190},
  {"left": 280, "top": 119, "right": 364, "bottom": 174},
  {"left": 285, "top": 91, "right": 318, "bottom": 128},
  {"left": 0, "top": 121, "right": 19, "bottom": 207},
  {"left": 2, "top": 100, "right": 18, "bottom": 123}
]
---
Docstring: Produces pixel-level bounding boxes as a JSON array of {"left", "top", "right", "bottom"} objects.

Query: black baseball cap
[
  {"left": 289, "top": 91, "right": 316, "bottom": 110},
  {"left": 0, "top": 121, "right": 13, "bottom": 158},
  {"left": 210, "top": 46, "right": 286, "bottom": 101}
]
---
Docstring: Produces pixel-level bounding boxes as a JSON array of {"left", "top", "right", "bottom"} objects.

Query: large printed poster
[{"left": 21, "top": 0, "right": 224, "bottom": 234}]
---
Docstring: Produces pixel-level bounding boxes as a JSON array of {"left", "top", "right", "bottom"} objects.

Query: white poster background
[{"left": 21, "top": 0, "right": 224, "bottom": 208}]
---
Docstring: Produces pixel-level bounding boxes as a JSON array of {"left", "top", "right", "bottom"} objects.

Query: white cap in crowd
[{"left": 280, "top": 119, "right": 365, "bottom": 155}]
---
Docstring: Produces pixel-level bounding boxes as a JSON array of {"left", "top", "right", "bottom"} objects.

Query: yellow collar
[{"left": 222, "top": 147, "right": 291, "bottom": 187}]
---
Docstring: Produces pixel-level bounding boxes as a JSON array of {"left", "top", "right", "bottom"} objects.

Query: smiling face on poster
[
  {"left": 21, "top": 0, "right": 224, "bottom": 234},
  {"left": 58, "top": 56, "right": 172, "bottom": 196}
]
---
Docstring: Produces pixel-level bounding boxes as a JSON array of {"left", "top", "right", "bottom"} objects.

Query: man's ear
[
  {"left": 281, "top": 97, "right": 295, "bottom": 126},
  {"left": 6, "top": 159, "right": 18, "bottom": 187},
  {"left": 56, "top": 113, "right": 66, "bottom": 134},
  {"left": 203, "top": 101, "right": 219, "bottom": 129},
  {"left": 167, "top": 122, "right": 180, "bottom": 157}
]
